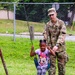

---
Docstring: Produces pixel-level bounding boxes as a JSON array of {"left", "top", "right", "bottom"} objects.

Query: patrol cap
[{"left": 48, "top": 8, "right": 56, "bottom": 16}]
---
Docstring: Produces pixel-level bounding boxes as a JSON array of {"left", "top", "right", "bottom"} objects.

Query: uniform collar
[{"left": 49, "top": 18, "right": 59, "bottom": 26}]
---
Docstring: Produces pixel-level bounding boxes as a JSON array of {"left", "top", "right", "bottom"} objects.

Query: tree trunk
[{"left": 69, "top": 5, "right": 75, "bottom": 26}]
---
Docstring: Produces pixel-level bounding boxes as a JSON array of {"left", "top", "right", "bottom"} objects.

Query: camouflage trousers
[{"left": 48, "top": 51, "right": 69, "bottom": 75}]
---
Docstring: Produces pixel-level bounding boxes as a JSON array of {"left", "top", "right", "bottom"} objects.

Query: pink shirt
[{"left": 35, "top": 48, "right": 50, "bottom": 68}]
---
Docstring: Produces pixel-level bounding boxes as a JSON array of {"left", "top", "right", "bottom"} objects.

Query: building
[{"left": 0, "top": 10, "right": 14, "bottom": 20}]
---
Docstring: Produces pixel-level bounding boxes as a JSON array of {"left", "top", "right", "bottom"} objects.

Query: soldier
[{"left": 43, "top": 8, "right": 69, "bottom": 75}]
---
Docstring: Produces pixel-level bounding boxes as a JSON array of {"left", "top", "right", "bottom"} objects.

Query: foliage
[
  {"left": 16, "top": 3, "right": 52, "bottom": 22},
  {"left": 0, "top": 0, "right": 75, "bottom": 2},
  {"left": 0, "top": 0, "right": 19, "bottom": 11},
  {"left": 16, "top": 2, "right": 75, "bottom": 23},
  {"left": 73, "top": 21, "right": 75, "bottom": 26},
  {"left": 0, "top": 1, "right": 75, "bottom": 23},
  {"left": 0, "top": 0, "right": 19, "bottom": 2}
]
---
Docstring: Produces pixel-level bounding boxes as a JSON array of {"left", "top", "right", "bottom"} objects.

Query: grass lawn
[
  {"left": 0, "top": 36, "right": 75, "bottom": 75},
  {"left": 0, "top": 19, "right": 45, "bottom": 34},
  {"left": 0, "top": 19, "right": 75, "bottom": 35}
]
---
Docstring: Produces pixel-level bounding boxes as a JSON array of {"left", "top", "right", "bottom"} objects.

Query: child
[{"left": 30, "top": 39, "right": 55, "bottom": 75}]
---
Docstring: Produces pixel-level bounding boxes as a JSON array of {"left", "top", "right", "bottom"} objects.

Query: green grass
[
  {"left": 0, "top": 36, "right": 39, "bottom": 75},
  {"left": 0, "top": 19, "right": 75, "bottom": 35},
  {"left": 67, "top": 26, "right": 75, "bottom": 35},
  {"left": 0, "top": 36, "right": 75, "bottom": 75},
  {"left": 0, "top": 19, "right": 45, "bottom": 34},
  {"left": 0, "top": 19, "right": 75, "bottom": 75},
  {"left": 65, "top": 41, "right": 75, "bottom": 75}
]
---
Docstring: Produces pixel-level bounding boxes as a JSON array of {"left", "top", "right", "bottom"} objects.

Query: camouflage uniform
[{"left": 44, "top": 18, "right": 68, "bottom": 75}]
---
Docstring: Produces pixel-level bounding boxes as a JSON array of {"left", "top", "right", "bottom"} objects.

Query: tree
[{"left": 69, "top": 4, "right": 75, "bottom": 25}]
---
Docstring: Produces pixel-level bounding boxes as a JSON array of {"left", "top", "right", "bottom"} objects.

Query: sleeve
[
  {"left": 35, "top": 49, "right": 40, "bottom": 55},
  {"left": 56, "top": 21, "right": 66, "bottom": 47},
  {"left": 46, "top": 48, "right": 50, "bottom": 53}
]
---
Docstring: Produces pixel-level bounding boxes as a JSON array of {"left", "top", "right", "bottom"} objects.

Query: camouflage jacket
[{"left": 44, "top": 18, "right": 66, "bottom": 52}]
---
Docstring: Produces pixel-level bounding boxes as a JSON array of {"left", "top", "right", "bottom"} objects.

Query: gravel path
[{"left": 0, "top": 33, "right": 75, "bottom": 41}]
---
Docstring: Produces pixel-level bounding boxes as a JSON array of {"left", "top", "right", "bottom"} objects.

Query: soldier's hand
[{"left": 52, "top": 46, "right": 58, "bottom": 52}]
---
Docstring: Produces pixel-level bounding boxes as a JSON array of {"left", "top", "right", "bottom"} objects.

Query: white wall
[{"left": 0, "top": 10, "right": 14, "bottom": 20}]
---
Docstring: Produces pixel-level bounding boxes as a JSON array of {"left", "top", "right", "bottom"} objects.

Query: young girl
[{"left": 30, "top": 39, "right": 55, "bottom": 75}]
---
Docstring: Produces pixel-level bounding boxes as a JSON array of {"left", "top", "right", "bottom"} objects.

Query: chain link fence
[{"left": 0, "top": 2, "right": 75, "bottom": 41}]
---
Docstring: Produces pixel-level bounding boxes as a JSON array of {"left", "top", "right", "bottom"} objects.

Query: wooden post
[
  {"left": 29, "top": 26, "right": 34, "bottom": 40},
  {"left": 29, "top": 26, "right": 34, "bottom": 45},
  {"left": 0, "top": 49, "right": 9, "bottom": 75}
]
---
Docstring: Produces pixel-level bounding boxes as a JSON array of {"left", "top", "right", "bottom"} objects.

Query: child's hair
[{"left": 39, "top": 39, "right": 46, "bottom": 44}]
